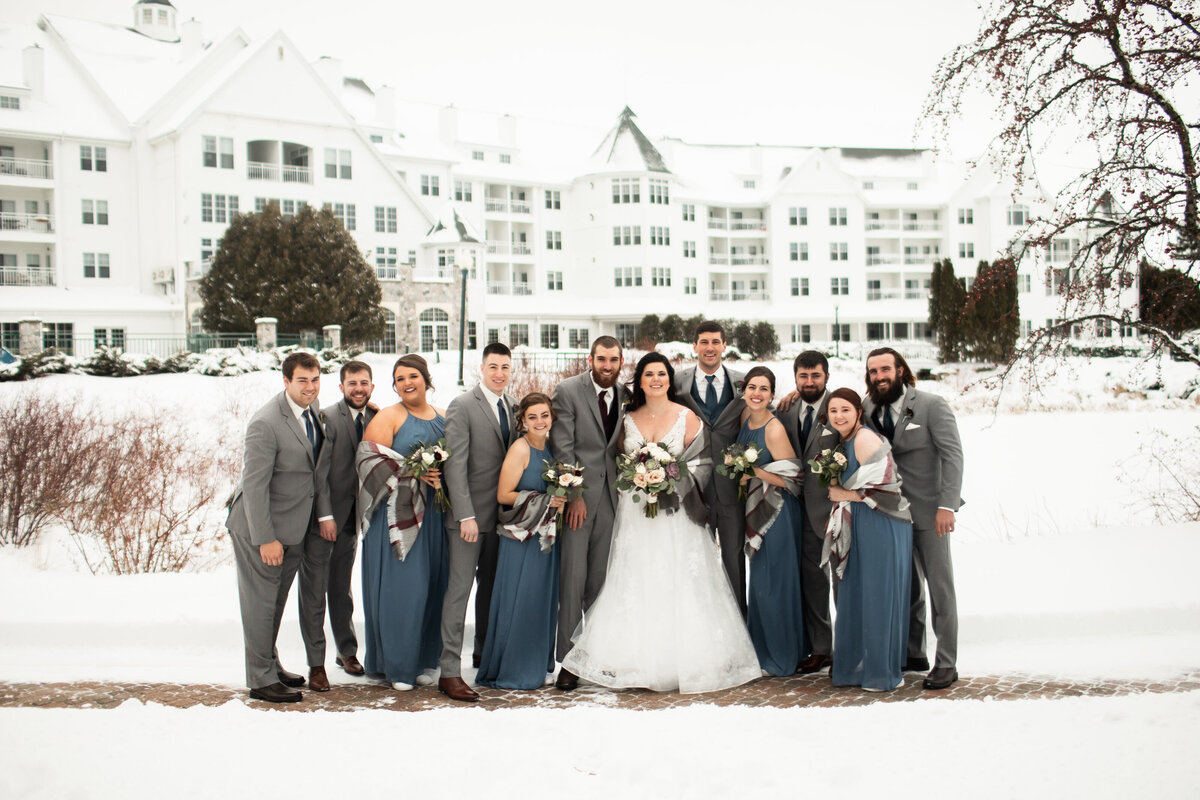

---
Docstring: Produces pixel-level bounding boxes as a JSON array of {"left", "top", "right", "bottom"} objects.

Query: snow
[{"left": 1, "top": 351, "right": 1198, "bottom": 797}]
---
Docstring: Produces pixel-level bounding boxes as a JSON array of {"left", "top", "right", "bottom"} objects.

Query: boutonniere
[
  {"left": 818, "top": 414, "right": 828, "bottom": 426},
  {"left": 904, "top": 408, "right": 914, "bottom": 421}
]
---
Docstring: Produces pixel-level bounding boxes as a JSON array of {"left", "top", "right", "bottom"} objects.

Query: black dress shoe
[
  {"left": 277, "top": 668, "right": 305, "bottom": 688},
  {"left": 797, "top": 653, "right": 833, "bottom": 674},
  {"left": 923, "top": 667, "right": 958, "bottom": 690},
  {"left": 472, "top": 653, "right": 482, "bottom": 669},
  {"left": 249, "top": 682, "right": 302, "bottom": 703},
  {"left": 903, "top": 656, "right": 930, "bottom": 673},
  {"left": 555, "top": 668, "right": 579, "bottom": 691}
]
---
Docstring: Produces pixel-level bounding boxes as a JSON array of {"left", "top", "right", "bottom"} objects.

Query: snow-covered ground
[{"left": 1, "top": 352, "right": 1198, "bottom": 798}]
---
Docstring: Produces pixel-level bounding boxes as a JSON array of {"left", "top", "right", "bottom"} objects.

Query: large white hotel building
[{"left": 0, "top": 1, "right": 1128, "bottom": 357}]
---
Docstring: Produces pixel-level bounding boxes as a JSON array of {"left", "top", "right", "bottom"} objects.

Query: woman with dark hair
[
  {"left": 476, "top": 392, "right": 563, "bottom": 690},
  {"left": 736, "top": 366, "right": 807, "bottom": 676},
  {"left": 562, "top": 353, "right": 760, "bottom": 693},
  {"left": 822, "top": 387, "right": 913, "bottom": 692},
  {"left": 357, "top": 355, "right": 449, "bottom": 691}
]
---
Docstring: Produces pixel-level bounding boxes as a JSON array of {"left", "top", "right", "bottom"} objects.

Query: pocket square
[
  {"left": 820, "top": 429, "right": 835, "bottom": 437},
  {"left": 905, "top": 422, "right": 922, "bottom": 430}
]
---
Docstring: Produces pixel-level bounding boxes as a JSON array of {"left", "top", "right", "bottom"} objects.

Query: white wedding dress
[{"left": 562, "top": 410, "right": 761, "bottom": 694}]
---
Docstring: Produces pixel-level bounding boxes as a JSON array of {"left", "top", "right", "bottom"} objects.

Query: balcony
[
  {"left": 487, "top": 281, "right": 533, "bottom": 296},
  {"left": 510, "top": 201, "right": 531, "bottom": 214},
  {"left": 866, "top": 288, "right": 904, "bottom": 301},
  {"left": 511, "top": 243, "right": 532, "bottom": 256},
  {"left": 486, "top": 241, "right": 509, "bottom": 255},
  {"left": 903, "top": 255, "right": 937, "bottom": 265},
  {"left": 708, "top": 255, "right": 730, "bottom": 265},
  {"left": 485, "top": 199, "right": 508, "bottom": 213},
  {"left": 247, "top": 161, "right": 313, "bottom": 184},
  {"left": 866, "top": 255, "right": 902, "bottom": 266},
  {"left": 902, "top": 221, "right": 941, "bottom": 233},
  {"left": 729, "top": 220, "right": 765, "bottom": 232},
  {"left": 0, "top": 157, "right": 53, "bottom": 180},
  {"left": 707, "top": 219, "right": 728, "bottom": 230},
  {"left": 0, "top": 212, "right": 54, "bottom": 233},
  {"left": 731, "top": 255, "right": 769, "bottom": 266},
  {"left": 709, "top": 290, "right": 770, "bottom": 302},
  {"left": 865, "top": 220, "right": 899, "bottom": 232},
  {"left": 0, "top": 266, "right": 55, "bottom": 286}
]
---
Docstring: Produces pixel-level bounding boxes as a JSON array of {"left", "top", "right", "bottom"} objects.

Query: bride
[{"left": 561, "top": 352, "right": 761, "bottom": 693}]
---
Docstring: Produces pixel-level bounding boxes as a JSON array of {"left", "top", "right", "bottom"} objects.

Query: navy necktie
[
  {"left": 355, "top": 412, "right": 364, "bottom": 443},
  {"left": 704, "top": 374, "right": 717, "bottom": 414},
  {"left": 497, "top": 398, "right": 510, "bottom": 443},
  {"left": 801, "top": 405, "right": 814, "bottom": 447},
  {"left": 878, "top": 406, "right": 896, "bottom": 440}
]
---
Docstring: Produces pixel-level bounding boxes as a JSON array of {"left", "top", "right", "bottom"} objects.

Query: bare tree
[{"left": 923, "top": 0, "right": 1200, "bottom": 365}]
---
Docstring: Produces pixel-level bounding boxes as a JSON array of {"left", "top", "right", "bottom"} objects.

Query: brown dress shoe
[
  {"left": 555, "top": 668, "right": 579, "bottom": 691},
  {"left": 335, "top": 655, "right": 365, "bottom": 676},
  {"left": 437, "top": 676, "right": 480, "bottom": 702},
  {"left": 249, "top": 682, "right": 302, "bottom": 703},
  {"left": 796, "top": 653, "right": 833, "bottom": 674},
  {"left": 308, "top": 666, "right": 331, "bottom": 692}
]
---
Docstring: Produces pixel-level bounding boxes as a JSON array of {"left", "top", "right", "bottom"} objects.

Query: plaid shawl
[
  {"left": 743, "top": 459, "right": 805, "bottom": 558},
  {"left": 821, "top": 440, "right": 911, "bottom": 579},
  {"left": 497, "top": 491, "right": 557, "bottom": 553},
  {"left": 356, "top": 440, "right": 425, "bottom": 562},
  {"left": 670, "top": 427, "right": 713, "bottom": 528}
]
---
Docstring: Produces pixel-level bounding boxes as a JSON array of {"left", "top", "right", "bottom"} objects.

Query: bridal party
[{"left": 225, "top": 322, "right": 964, "bottom": 703}]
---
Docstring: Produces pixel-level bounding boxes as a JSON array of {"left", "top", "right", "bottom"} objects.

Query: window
[
  {"left": 200, "top": 237, "right": 214, "bottom": 266},
  {"left": 487, "top": 328, "right": 500, "bottom": 345},
  {"left": 545, "top": 190, "right": 561, "bottom": 209},
  {"left": 613, "top": 267, "right": 643, "bottom": 287},
  {"left": 421, "top": 175, "right": 440, "bottom": 196},
  {"left": 80, "top": 145, "right": 108, "bottom": 172},
  {"left": 1, "top": 322, "right": 18, "bottom": 352},
  {"left": 540, "top": 325, "right": 559, "bottom": 349},
  {"left": 648, "top": 178, "right": 670, "bottom": 204},
  {"left": 907, "top": 182, "right": 919, "bottom": 190},
  {"left": 375, "top": 206, "right": 398, "bottom": 233},
  {"left": 829, "top": 207, "right": 847, "bottom": 226},
  {"left": 832, "top": 323, "right": 850, "bottom": 342},
  {"left": 436, "top": 249, "right": 456, "bottom": 268},
  {"left": 830, "top": 242, "right": 848, "bottom": 261},
  {"left": 369, "top": 134, "right": 384, "bottom": 143},
  {"left": 472, "top": 150, "right": 484, "bottom": 161},
  {"left": 862, "top": 181, "right": 874, "bottom": 190},
  {"left": 958, "top": 242, "right": 975, "bottom": 259},
  {"left": 790, "top": 324, "right": 811, "bottom": 343},
  {"left": 215, "top": 195, "right": 226, "bottom": 223},
  {"left": 82, "top": 199, "right": 93, "bottom": 224},
  {"left": 1047, "top": 238, "right": 1080, "bottom": 262},
  {"left": 499, "top": 153, "right": 511, "bottom": 164},
  {"left": 454, "top": 181, "right": 472, "bottom": 202},
  {"left": 325, "top": 149, "right": 352, "bottom": 179},
  {"left": 158, "top": 8, "right": 168, "bottom": 23},
  {"left": 326, "top": 202, "right": 356, "bottom": 230},
  {"left": 612, "top": 226, "right": 641, "bottom": 246},
  {"left": 201, "top": 194, "right": 237, "bottom": 223},
  {"left": 375, "top": 247, "right": 398, "bottom": 279},
  {"left": 83, "top": 252, "right": 110, "bottom": 279},
  {"left": 141, "top": 7, "right": 152, "bottom": 23},
  {"left": 203, "top": 136, "right": 217, "bottom": 167},
  {"left": 684, "top": 277, "right": 697, "bottom": 295},
  {"left": 94, "top": 327, "right": 126, "bottom": 349},
  {"left": 788, "top": 207, "right": 807, "bottom": 226},
  {"left": 958, "top": 208, "right": 974, "bottom": 224},
  {"left": 615, "top": 324, "right": 637, "bottom": 348},
  {"left": 683, "top": 240, "right": 696, "bottom": 258},
  {"left": 220, "top": 138, "right": 233, "bottom": 169},
  {"left": 43, "top": 323, "right": 73, "bottom": 354},
  {"left": 467, "top": 321, "right": 477, "bottom": 350},
  {"left": 510, "top": 323, "right": 530, "bottom": 347},
  {"left": 568, "top": 328, "right": 590, "bottom": 349},
  {"left": 546, "top": 270, "right": 563, "bottom": 291},
  {"left": 1007, "top": 204, "right": 1030, "bottom": 225},
  {"left": 830, "top": 277, "right": 849, "bottom": 296},
  {"left": 0, "top": 96, "right": 20, "bottom": 110},
  {"left": 651, "top": 267, "right": 672, "bottom": 287},
  {"left": 650, "top": 226, "right": 670, "bottom": 245},
  {"left": 1019, "top": 274, "right": 1032, "bottom": 293},
  {"left": 681, "top": 203, "right": 695, "bottom": 221},
  {"left": 418, "top": 307, "right": 451, "bottom": 351},
  {"left": 544, "top": 231, "right": 561, "bottom": 250},
  {"left": 790, "top": 277, "right": 810, "bottom": 297},
  {"left": 611, "top": 178, "right": 640, "bottom": 204},
  {"left": 743, "top": 179, "right": 756, "bottom": 189}
]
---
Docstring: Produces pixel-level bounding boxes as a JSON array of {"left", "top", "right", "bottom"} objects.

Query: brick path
[{"left": 3, "top": 670, "right": 1198, "bottom": 712}]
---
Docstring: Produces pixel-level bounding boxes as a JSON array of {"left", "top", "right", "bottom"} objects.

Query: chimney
[
  {"left": 181, "top": 19, "right": 203, "bottom": 59},
  {"left": 498, "top": 114, "right": 516, "bottom": 147},
  {"left": 376, "top": 84, "right": 397, "bottom": 129},
  {"left": 438, "top": 105, "right": 458, "bottom": 146},
  {"left": 313, "top": 56, "right": 343, "bottom": 93},
  {"left": 22, "top": 45, "right": 44, "bottom": 102}
]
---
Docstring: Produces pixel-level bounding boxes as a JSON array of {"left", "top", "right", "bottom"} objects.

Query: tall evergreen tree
[
  {"left": 749, "top": 321, "right": 780, "bottom": 360},
  {"left": 637, "top": 314, "right": 663, "bottom": 349},
  {"left": 929, "top": 258, "right": 967, "bottom": 363},
  {"left": 1140, "top": 259, "right": 1200, "bottom": 336},
  {"left": 659, "top": 314, "right": 685, "bottom": 344}
]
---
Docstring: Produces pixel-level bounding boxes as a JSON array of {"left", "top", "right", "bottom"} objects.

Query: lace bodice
[{"left": 622, "top": 408, "right": 689, "bottom": 455}]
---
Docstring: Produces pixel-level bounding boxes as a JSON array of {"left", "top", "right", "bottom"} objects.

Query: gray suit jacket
[
  {"left": 673, "top": 364, "right": 745, "bottom": 505},
  {"left": 325, "top": 399, "right": 376, "bottom": 534},
  {"left": 776, "top": 390, "right": 840, "bottom": 534},
  {"left": 862, "top": 386, "right": 964, "bottom": 531},
  {"left": 226, "top": 392, "right": 334, "bottom": 547},
  {"left": 443, "top": 385, "right": 517, "bottom": 532},
  {"left": 549, "top": 372, "right": 627, "bottom": 513}
]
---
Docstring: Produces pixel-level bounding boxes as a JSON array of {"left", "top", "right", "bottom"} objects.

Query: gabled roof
[
  {"left": 588, "top": 106, "right": 670, "bottom": 174},
  {"left": 424, "top": 203, "right": 482, "bottom": 244}
]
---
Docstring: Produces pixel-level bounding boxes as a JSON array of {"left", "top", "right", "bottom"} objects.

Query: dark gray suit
[
  {"left": 226, "top": 392, "right": 334, "bottom": 689},
  {"left": 673, "top": 364, "right": 747, "bottom": 613},
  {"left": 863, "top": 386, "right": 964, "bottom": 669},
  {"left": 550, "top": 372, "right": 626, "bottom": 660},
  {"left": 440, "top": 385, "right": 516, "bottom": 676},
  {"left": 776, "top": 390, "right": 839, "bottom": 656}
]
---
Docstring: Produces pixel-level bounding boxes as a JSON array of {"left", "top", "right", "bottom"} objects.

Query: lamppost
[
  {"left": 457, "top": 251, "right": 473, "bottom": 387},
  {"left": 834, "top": 304, "right": 840, "bottom": 359}
]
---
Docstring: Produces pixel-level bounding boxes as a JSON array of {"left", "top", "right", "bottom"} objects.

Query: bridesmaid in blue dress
[
  {"left": 361, "top": 354, "right": 449, "bottom": 691},
  {"left": 825, "top": 387, "right": 913, "bottom": 692},
  {"left": 476, "top": 392, "right": 562, "bottom": 690},
  {"left": 737, "top": 366, "right": 806, "bottom": 677}
]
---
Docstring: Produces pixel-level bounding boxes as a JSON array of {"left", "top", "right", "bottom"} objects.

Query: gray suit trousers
[
  {"left": 798, "top": 512, "right": 834, "bottom": 656},
  {"left": 232, "top": 530, "right": 304, "bottom": 689},
  {"left": 909, "top": 526, "right": 958, "bottom": 668},
  {"left": 324, "top": 517, "right": 360, "bottom": 659},
  {"left": 439, "top": 530, "right": 500, "bottom": 677},
  {"left": 296, "top": 530, "right": 334, "bottom": 667},
  {"left": 557, "top": 498, "right": 615, "bottom": 661}
]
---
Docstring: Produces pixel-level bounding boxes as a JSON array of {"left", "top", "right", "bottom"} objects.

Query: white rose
[
  {"left": 570, "top": 475, "right": 584, "bottom": 487},
  {"left": 546, "top": 469, "right": 557, "bottom": 480},
  {"left": 558, "top": 475, "right": 573, "bottom": 487},
  {"left": 647, "top": 468, "right": 666, "bottom": 484},
  {"left": 653, "top": 446, "right": 671, "bottom": 462},
  {"left": 635, "top": 463, "right": 647, "bottom": 475},
  {"left": 421, "top": 452, "right": 435, "bottom": 465},
  {"left": 833, "top": 453, "right": 847, "bottom": 466},
  {"left": 745, "top": 447, "right": 759, "bottom": 464}
]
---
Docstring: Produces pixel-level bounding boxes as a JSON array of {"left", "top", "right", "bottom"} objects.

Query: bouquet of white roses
[
  {"left": 616, "top": 440, "right": 687, "bottom": 519},
  {"left": 406, "top": 438, "right": 452, "bottom": 511},
  {"left": 807, "top": 445, "right": 847, "bottom": 488},
  {"left": 716, "top": 441, "right": 763, "bottom": 502},
  {"left": 541, "top": 459, "right": 586, "bottom": 533}
]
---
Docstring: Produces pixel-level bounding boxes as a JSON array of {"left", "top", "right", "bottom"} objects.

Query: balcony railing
[
  {"left": 708, "top": 255, "right": 730, "bottom": 265},
  {"left": 0, "top": 266, "right": 55, "bottom": 286},
  {"left": 902, "top": 221, "right": 941, "bottom": 232},
  {"left": 0, "top": 156, "right": 53, "bottom": 179},
  {"left": 282, "top": 164, "right": 312, "bottom": 183},
  {"left": 510, "top": 201, "right": 531, "bottom": 214},
  {"left": 485, "top": 199, "right": 508, "bottom": 213},
  {"left": 866, "top": 288, "right": 904, "bottom": 301},
  {"left": 731, "top": 256, "right": 769, "bottom": 266},
  {"left": 903, "top": 255, "right": 937, "bottom": 265},
  {"left": 707, "top": 219, "right": 728, "bottom": 230},
  {"left": 486, "top": 241, "right": 509, "bottom": 254},
  {"left": 487, "top": 281, "right": 533, "bottom": 296},
  {"left": 0, "top": 212, "right": 54, "bottom": 232},
  {"left": 246, "top": 162, "right": 313, "bottom": 184},
  {"left": 511, "top": 243, "right": 532, "bottom": 255},
  {"left": 709, "top": 290, "right": 770, "bottom": 302},
  {"left": 866, "top": 255, "right": 902, "bottom": 266},
  {"left": 729, "top": 220, "right": 765, "bottom": 231},
  {"left": 865, "top": 220, "right": 900, "bottom": 231},
  {"left": 375, "top": 265, "right": 400, "bottom": 280}
]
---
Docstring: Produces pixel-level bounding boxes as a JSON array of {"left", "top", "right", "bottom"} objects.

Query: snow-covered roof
[{"left": 585, "top": 106, "right": 670, "bottom": 175}]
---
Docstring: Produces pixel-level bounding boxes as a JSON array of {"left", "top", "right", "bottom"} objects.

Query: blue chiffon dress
[
  {"left": 361, "top": 412, "right": 448, "bottom": 685},
  {"left": 739, "top": 420, "right": 807, "bottom": 677},
  {"left": 476, "top": 442, "right": 560, "bottom": 689},
  {"left": 831, "top": 433, "right": 913, "bottom": 691}
]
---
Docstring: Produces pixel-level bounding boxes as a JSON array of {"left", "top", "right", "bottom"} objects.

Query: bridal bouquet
[
  {"left": 807, "top": 445, "right": 847, "bottom": 488},
  {"left": 542, "top": 459, "right": 586, "bottom": 533},
  {"left": 716, "top": 441, "right": 762, "bottom": 502},
  {"left": 616, "top": 441, "right": 687, "bottom": 519},
  {"left": 406, "top": 438, "right": 452, "bottom": 511}
]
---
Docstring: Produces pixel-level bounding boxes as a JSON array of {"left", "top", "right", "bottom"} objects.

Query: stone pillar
[
  {"left": 323, "top": 324, "right": 342, "bottom": 350},
  {"left": 255, "top": 317, "right": 277, "bottom": 351},
  {"left": 18, "top": 317, "right": 43, "bottom": 356}
]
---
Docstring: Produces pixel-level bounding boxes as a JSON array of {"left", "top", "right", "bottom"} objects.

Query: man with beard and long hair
[
  {"left": 549, "top": 336, "right": 627, "bottom": 690},
  {"left": 862, "top": 347, "right": 963, "bottom": 691},
  {"left": 775, "top": 350, "right": 840, "bottom": 674}
]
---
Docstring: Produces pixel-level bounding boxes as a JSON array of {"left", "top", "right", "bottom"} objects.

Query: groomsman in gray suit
[
  {"left": 438, "top": 342, "right": 516, "bottom": 702},
  {"left": 315, "top": 360, "right": 376, "bottom": 678},
  {"left": 776, "top": 350, "right": 839, "bottom": 673},
  {"left": 551, "top": 335, "right": 626, "bottom": 690},
  {"left": 673, "top": 321, "right": 748, "bottom": 615},
  {"left": 226, "top": 351, "right": 336, "bottom": 703},
  {"left": 862, "top": 347, "right": 964, "bottom": 691}
]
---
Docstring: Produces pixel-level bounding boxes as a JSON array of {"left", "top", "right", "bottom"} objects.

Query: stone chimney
[
  {"left": 181, "top": 18, "right": 203, "bottom": 59},
  {"left": 22, "top": 45, "right": 44, "bottom": 102}
]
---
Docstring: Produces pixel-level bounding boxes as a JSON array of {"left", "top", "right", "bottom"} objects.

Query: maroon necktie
[{"left": 599, "top": 390, "right": 615, "bottom": 440}]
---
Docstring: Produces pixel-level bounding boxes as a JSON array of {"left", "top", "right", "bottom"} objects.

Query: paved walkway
[{"left": 3, "top": 670, "right": 1198, "bottom": 712}]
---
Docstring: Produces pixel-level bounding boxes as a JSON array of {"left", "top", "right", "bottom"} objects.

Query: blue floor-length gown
[
  {"left": 476, "top": 442, "right": 560, "bottom": 689},
  {"left": 740, "top": 420, "right": 807, "bottom": 676},
  {"left": 831, "top": 433, "right": 913, "bottom": 691},
  {"left": 362, "top": 412, "right": 448, "bottom": 685}
]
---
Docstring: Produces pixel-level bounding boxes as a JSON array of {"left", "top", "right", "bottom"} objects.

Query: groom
[
  {"left": 550, "top": 335, "right": 626, "bottom": 691},
  {"left": 673, "top": 321, "right": 748, "bottom": 615}
]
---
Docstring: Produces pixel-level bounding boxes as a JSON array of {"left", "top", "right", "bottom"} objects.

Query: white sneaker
[
  {"left": 391, "top": 681, "right": 414, "bottom": 691},
  {"left": 544, "top": 672, "right": 556, "bottom": 686},
  {"left": 416, "top": 669, "right": 438, "bottom": 686}
]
